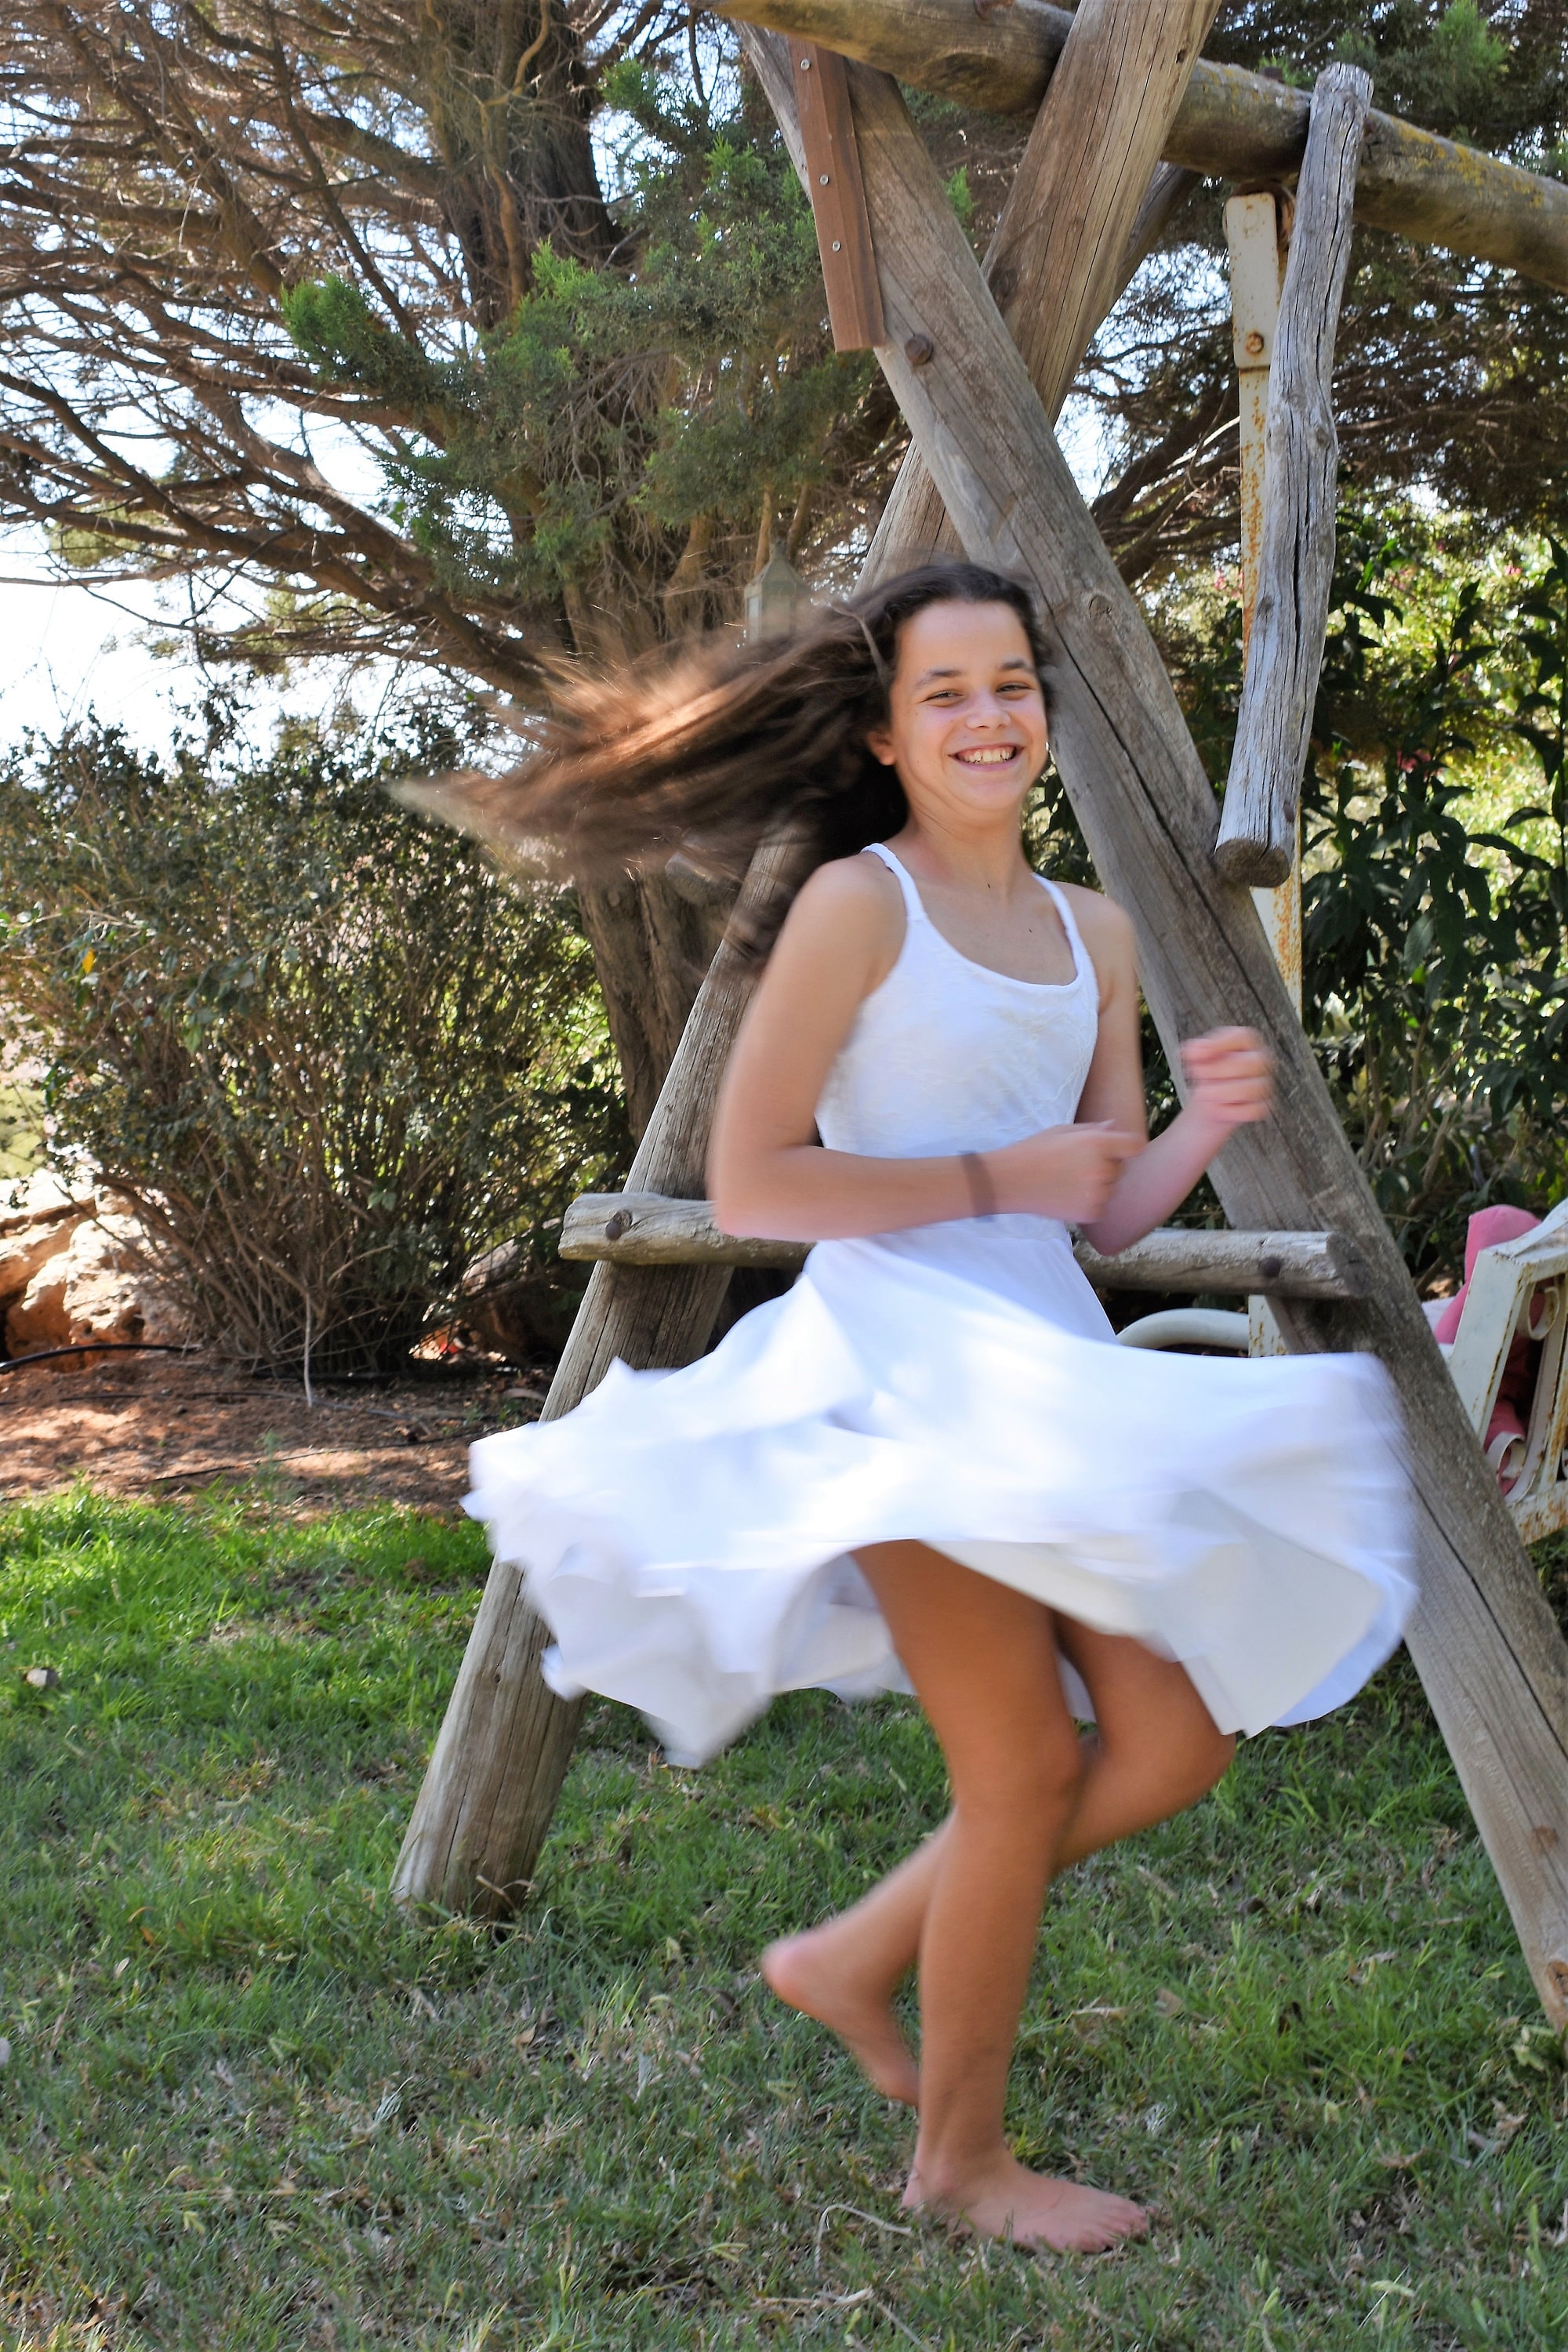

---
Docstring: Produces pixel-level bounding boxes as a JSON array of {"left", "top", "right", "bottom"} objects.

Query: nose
[{"left": 967, "top": 687, "right": 1011, "bottom": 727}]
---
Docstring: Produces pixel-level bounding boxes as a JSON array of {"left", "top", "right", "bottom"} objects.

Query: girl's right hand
[{"left": 985, "top": 1123, "right": 1143, "bottom": 1222}]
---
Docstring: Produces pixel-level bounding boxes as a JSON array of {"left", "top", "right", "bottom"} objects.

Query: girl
[{"left": 462, "top": 564, "right": 1413, "bottom": 2252}]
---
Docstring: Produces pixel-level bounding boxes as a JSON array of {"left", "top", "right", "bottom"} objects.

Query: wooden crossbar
[{"left": 559, "top": 1192, "right": 1368, "bottom": 1299}]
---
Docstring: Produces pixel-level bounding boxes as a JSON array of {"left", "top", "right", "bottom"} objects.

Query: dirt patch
[{"left": 0, "top": 1348, "right": 551, "bottom": 1516}]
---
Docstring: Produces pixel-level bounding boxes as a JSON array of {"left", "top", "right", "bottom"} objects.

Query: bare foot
[
  {"left": 905, "top": 2151, "right": 1147, "bottom": 2252},
  {"left": 759, "top": 1930, "right": 920, "bottom": 2104}
]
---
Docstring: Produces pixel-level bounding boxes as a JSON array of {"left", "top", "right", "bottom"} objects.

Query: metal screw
[
  {"left": 905, "top": 332, "right": 935, "bottom": 367},
  {"left": 604, "top": 1210, "right": 630, "bottom": 1242},
  {"left": 831, "top": 241, "right": 842, "bottom": 252},
  {"left": 1244, "top": 328, "right": 1265, "bottom": 356},
  {"left": 799, "top": 55, "right": 811, "bottom": 68},
  {"left": 818, "top": 173, "right": 830, "bottom": 186}
]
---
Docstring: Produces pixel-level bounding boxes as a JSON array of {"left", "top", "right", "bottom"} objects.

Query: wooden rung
[{"left": 560, "top": 1192, "right": 1369, "bottom": 1298}]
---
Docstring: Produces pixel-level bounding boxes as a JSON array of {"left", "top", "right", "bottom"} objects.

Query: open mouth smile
[{"left": 953, "top": 745, "right": 1023, "bottom": 766}]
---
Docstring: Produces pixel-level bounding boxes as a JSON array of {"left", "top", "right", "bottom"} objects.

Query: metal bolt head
[
  {"left": 1244, "top": 328, "right": 1265, "bottom": 356},
  {"left": 830, "top": 241, "right": 842, "bottom": 253},
  {"left": 818, "top": 173, "right": 829, "bottom": 186},
  {"left": 905, "top": 332, "right": 935, "bottom": 367}
]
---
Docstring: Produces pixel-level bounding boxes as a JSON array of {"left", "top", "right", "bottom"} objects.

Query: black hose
[{"left": 0, "top": 1342, "right": 198, "bottom": 1376}]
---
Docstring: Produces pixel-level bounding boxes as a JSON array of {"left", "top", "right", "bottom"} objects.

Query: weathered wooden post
[
  {"left": 1224, "top": 187, "right": 1298, "bottom": 1007},
  {"left": 1215, "top": 64, "right": 1371, "bottom": 887}
]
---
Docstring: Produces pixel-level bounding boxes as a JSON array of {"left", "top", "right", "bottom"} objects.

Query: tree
[
  {"left": 0, "top": 2, "right": 891, "bottom": 1123},
  {"left": 2, "top": 2, "right": 1564, "bottom": 1128}
]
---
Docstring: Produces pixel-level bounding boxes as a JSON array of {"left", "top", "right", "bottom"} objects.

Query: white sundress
[{"left": 467, "top": 843, "right": 1415, "bottom": 1764}]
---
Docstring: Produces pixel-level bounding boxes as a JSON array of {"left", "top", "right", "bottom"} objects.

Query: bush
[{"left": 0, "top": 709, "right": 626, "bottom": 1374}]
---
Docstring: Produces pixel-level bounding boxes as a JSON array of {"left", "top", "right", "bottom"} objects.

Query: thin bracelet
[{"left": 960, "top": 1151, "right": 998, "bottom": 1221}]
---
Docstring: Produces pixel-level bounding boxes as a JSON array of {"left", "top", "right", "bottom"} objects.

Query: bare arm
[{"left": 1065, "top": 888, "right": 1273, "bottom": 1257}]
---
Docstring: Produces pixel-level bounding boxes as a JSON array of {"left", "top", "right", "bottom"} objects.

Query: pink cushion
[{"left": 1432, "top": 1207, "right": 1541, "bottom": 1346}]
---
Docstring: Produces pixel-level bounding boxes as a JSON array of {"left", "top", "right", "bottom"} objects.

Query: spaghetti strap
[
  {"left": 863, "top": 840, "right": 927, "bottom": 924},
  {"left": 1036, "top": 874, "right": 1092, "bottom": 991}
]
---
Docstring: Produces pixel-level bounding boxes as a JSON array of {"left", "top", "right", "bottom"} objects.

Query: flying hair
[{"left": 408, "top": 561, "right": 1050, "bottom": 960}]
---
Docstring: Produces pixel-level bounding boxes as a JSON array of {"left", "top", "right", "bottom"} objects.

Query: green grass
[{"left": 2, "top": 1492, "right": 1567, "bottom": 2350}]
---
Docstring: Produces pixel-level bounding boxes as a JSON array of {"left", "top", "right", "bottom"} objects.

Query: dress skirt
[{"left": 466, "top": 1217, "right": 1414, "bottom": 1765}]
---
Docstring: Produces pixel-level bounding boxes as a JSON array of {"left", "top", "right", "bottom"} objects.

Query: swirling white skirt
[{"left": 466, "top": 1218, "right": 1415, "bottom": 1765}]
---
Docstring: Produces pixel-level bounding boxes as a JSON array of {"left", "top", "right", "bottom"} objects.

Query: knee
[
  {"left": 1100, "top": 1717, "right": 1234, "bottom": 1820},
  {"left": 956, "top": 1726, "right": 1086, "bottom": 1831},
  {"left": 1158, "top": 1720, "right": 1236, "bottom": 1813}
]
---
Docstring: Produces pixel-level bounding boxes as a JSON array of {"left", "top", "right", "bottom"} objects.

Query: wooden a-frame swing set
[{"left": 395, "top": 0, "right": 1568, "bottom": 2027}]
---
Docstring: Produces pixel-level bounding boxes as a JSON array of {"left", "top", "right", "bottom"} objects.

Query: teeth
[{"left": 956, "top": 747, "right": 1018, "bottom": 764}]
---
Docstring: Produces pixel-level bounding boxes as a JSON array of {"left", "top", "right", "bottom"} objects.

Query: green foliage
[
  {"left": 2, "top": 1490, "right": 1568, "bottom": 2346},
  {"left": 283, "top": 77, "right": 879, "bottom": 637},
  {"left": 1165, "top": 509, "right": 1568, "bottom": 1274},
  {"left": 0, "top": 711, "right": 626, "bottom": 1374},
  {"left": 1303, "top": 525, "right": 1568, "bottom": 1265}
]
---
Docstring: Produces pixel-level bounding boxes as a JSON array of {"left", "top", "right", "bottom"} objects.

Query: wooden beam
[
  {"left": 720, "top": 0, "right": 1568, "bottom": 297},
  {"left": 1216, "top": 66, "right": 1370, "bottom": 888},
  {"left": 561, "top": 1191, "right": 1369, "bottom": 1298},
  {"left": 744, "top": 31, "right": 1568, "bottom": 2025},
  {"left": 391, "top": 833, "right": 814, "bottom": 1916},
  {"left": 862, "top": 0, "right": 1215, "bottom": 579},
  {"left": 793, "top": 43, "right": 885, "bottom": 349}
]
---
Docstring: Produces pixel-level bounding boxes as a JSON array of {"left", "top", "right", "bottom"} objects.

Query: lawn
[{"left": 2, "top": 1489, "right": 1566, "bottom": 2350}]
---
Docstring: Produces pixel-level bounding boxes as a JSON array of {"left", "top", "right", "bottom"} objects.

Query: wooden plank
[
  {"left": 862, "top": 0, "right": 1214, "bottom": 580},
  {"left": 793, "top": 43, "right": 885, "bottom": 350},
  {"left": 391, "top": 833, "right": 815, "bottom": 1916},
  {"left": 743, "top": 31, "right": 1568, "bottom": 2023},
  {"left": 1215, "top": 67, "right": 1370, "bottom": 888},
  {"left": 561, "top": 1190, "right": 1367, "bottom": 1299},
  {"left": 720, "top": 0, "right": 1568, "bottom": 296}
]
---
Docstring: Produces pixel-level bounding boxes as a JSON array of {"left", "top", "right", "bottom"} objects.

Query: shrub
[{"left": 0, "top": 709, "right": 626, "bottom": 1374}]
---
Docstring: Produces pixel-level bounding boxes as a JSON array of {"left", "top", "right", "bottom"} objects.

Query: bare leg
[
  {"left": 763, "top": 1610, "right": 1233, "bottom": 2103},
  {"left": 846, "top": 1540, "right": 1145, "bottom": 2249}
]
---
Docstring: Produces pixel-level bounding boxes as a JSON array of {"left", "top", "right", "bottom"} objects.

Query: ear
[{"left": 864, "top": 720, "right": 897, "bottom": 768}]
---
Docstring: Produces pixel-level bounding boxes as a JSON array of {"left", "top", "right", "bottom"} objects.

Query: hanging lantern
[{"left": 744, "top": 546, "right": 815, "bottom": 643}]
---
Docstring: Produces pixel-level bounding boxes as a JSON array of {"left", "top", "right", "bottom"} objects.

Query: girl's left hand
[{"left": 1179, "top": 1027, "right": 1274, "bottom": 1134}]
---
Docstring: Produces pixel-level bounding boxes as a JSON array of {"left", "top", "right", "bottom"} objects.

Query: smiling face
[{"left": 865, "top": 598, "right": 1048, "bottom": 833}]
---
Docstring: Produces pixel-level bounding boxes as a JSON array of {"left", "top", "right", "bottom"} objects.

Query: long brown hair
[{"left": 416, "top": 562, "right": 1049, "bottom": 944}]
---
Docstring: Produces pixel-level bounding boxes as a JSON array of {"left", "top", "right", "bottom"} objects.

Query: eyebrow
[{"left": 913, "top": 655, "right": 1036, "bottom": 685}]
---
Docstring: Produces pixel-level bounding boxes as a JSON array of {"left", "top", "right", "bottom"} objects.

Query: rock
[
  {"left": 4, "top": 1203, "right": 193, "bottom": 1357},
  {"left": 458, "top": 1236, "right": 584, "bottom": 1363},
  {"left": 0, "top": 1207, "right": 85, "bottom": 1310}
]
